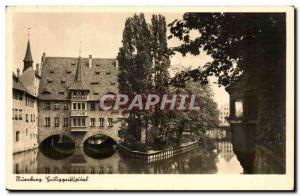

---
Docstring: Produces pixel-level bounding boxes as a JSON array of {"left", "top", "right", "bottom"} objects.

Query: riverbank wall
[{"left": 118, "top": 141, "right": 199, "bottom": 163}]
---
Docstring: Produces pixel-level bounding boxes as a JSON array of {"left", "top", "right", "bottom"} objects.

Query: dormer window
[{"left": 42, "top": 90, "right": 51, "bottom": 94}]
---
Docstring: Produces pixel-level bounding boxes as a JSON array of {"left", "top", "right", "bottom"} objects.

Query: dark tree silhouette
[{"left": 169, "top": 13, "right": 286, "bottom": 162}]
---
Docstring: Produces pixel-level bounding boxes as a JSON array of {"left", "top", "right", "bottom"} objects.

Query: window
[
  {"left": 14, "top": 109, "right": 18, "bottom": 120},
  {"left": 26, "top": 114, "right": 28, "bottom": 122},
  {"left": 95, "top": 71, "right": 100, "bottom": 75},
  {"left": 90, "top": 102, "right": 96, "bottom": 111},
  {"left": 60, "top": 80, "right": 66, "bottom": 84},
  {"left": 54, "top": 103, "right": 60, "bottom": 110},
  {"left": 235, "top": 100, "right": 243, "bottom": 118},
  {"left": 90, "top": 118, "right": 95, "bottom": 127},
  {"left": 77, "top": 118, "right": 81, "bottom": 127},
  {"left": 82, "top": 118, "right": 86, "bottom": 127},
  {"left": 77, "top": 103, "right": 81, "bottom": 110},
  {"left": 31, "top": 114, "right": 33, "bottom": 122},
  {"left": 64, "top": 103, "right": 69, "bottom": 110},
  {"left": 73, "top": 118, "right": 77, "bottom": 127},
  {"left": 19, "top": 109, "right": 22, "bottom": 120},
  {"left": 26, "top": 129, "right": 28, "bottom": 136},
  {"left": 71, "top": 118, "right": 87, "bottom": 127},
  {"left": 45, "top": 102, "right": 50, "bottom": 110},
  {"left": 63, "top": 118, "right": 69, "bottom": 127},
  {"left": 54, "top": 117, "right": 59, "bottom": 127},
  {"left": 59, "top": 91, "right": 65, "bottom": 95},
  {"left": 18, "top": 92, "right": 23, "bottom": 100},
  {"left": 82, "top": 103, "right": 85, "bottom": 110},
  {"left": 45, "top": 117, "right": 50, "bottom": 127},
  {"left": 99, "top": 118, "right": 104, "bottom": 127},
  {"left": 16, "top": 131, "right": 20, "bottom": 142},
  {"left": 108, "top": 118, "right": 113, "bottom": 127},
  {"left": 73, "top": 103, "right": 76, "bottom": 110}
]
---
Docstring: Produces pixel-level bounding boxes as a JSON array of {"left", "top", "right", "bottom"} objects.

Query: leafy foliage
[{"left": 169, "top": 13, "right": 286, "bottom": 154}]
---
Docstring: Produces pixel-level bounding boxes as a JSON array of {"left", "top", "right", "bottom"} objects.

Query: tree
[
  {"left": 117, "top": 14, "right": 172, "bottom": 143},
  {"left": 148, "top": 15, "right": 171, "bottom": 135},
  {"left": 169, "top": 80, "right": 220, "bottom": 145},
  {"left": 117, "top": 13, "right": 152, "bottom": 141},
  {"left": 168, "top": 13, "right": 285, "bottom": 156}
]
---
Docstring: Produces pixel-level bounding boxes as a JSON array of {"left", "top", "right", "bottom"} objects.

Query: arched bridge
[{"left": 38, "top": 129, "right": 121, "bottom": 147}]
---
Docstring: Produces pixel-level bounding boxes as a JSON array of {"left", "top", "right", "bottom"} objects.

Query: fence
[{"left": 118, "top": 141, "right": 199, "bottom": 163}]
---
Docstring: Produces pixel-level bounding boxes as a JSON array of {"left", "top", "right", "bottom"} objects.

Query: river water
[{"left": 13, "top": 138, "right": 244, "bottom": 174}]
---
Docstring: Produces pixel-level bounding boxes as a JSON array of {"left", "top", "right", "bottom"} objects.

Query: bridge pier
[{"left": 72, "top": 132, "right": 87, "bottom": 147}]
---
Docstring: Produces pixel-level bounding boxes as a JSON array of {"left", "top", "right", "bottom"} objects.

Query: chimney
[
  {"left": 36, "top": 63, "right": 40, "bottom": 74},
  {"left": 88, "top": 55, "right": 92, "bottom": 68},
  {"left": 17, "top": 68, "right": 20, "bottom": 78},
  {"left": 41, "top": 52, "right": 46, "bottom": 62}
]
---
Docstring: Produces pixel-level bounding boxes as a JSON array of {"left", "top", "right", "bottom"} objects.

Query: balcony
[
  {"left": 70, "top": 126, "right": 87, "bottom": 132},
  {"left": 71, "top": 110, "right": 87, "bottom": 116},
  {"left": 71, "top": 95, "right": 89, "bottom": 101}
]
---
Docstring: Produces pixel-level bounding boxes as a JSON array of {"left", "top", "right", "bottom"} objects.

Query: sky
[{"left": 12, "top": 12, "right": 229, "bottom": 108}]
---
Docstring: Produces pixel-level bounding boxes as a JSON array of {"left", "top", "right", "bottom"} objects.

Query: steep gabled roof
[
  {"left": 38, "top": 56, "right": 118, "bottom": 101},
  {"left": 69, "top": 56, "right": 90, "bottom": 91},
  {"left": 13, "top": 72, "right": 27, "bottom": 92}
]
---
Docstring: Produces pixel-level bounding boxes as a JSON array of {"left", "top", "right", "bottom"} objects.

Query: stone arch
[
  {"left": 82, "top": 130, "right": 120, "bottom": 146},
  {"left": 38, "top": 130, "right": 74, "bottom": 145}
]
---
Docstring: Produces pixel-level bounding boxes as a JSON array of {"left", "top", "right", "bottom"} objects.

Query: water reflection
[
  {"left": 215, "top": 140, "right": 243, "bottom": 174},
  {"left": 14, "top": 149, "right": 38, "bottom": 174},
  {"left": 13, "top": 138, "right": 244, "bottom": 174}
]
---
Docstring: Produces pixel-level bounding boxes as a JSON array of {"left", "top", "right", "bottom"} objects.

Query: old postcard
[{"left": 6, "top": 6, "right": 294, "bottom": 190}]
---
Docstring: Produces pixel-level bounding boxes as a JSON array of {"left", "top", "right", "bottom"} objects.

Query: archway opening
[
  {"left": 83, "top": 134, "right": 117, "bottom": 159},
  {"left": 39, "top": 134, "right": 75, "bottom": 160}
]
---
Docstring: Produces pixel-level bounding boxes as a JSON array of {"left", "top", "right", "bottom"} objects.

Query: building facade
[
  {"left": 219, "top": 104, "right": 229, "bottom": 127},
  {"left": 13, "top": 40, "right": 40, "bottom": 153},
  {"left": 37, "top": 54, "right": 123, "bottom": 147},
  {"left": 13, "top": 38, "right": 123, "bottom": 152}
]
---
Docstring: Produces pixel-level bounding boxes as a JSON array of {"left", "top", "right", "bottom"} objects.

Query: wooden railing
[
  {"left": 71, "top": 95, "right": 88, "bottom": 100},
  {"left": 118, "top": 141, "right": 198, "bottom": 163},
  {"left": 71, "top": 110, "right": 87, "bottom": 116}
]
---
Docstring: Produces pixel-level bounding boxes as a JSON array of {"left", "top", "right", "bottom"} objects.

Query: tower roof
[
  {"left": 69, "top": 56, "right": 90, "bottom": 91},
  {"left": 23, "top": 40, "right": 33, "bottom": 63}
]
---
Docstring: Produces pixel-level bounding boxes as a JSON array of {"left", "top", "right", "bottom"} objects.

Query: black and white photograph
[{"left": 5, "top": 6, "right": 294, "bottom": 191}]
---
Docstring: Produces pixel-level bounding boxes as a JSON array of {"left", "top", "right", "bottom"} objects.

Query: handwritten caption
[{"left": 16, "top": 176, "right": 89, "bottom": 183}]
